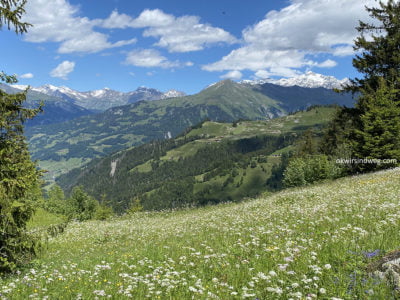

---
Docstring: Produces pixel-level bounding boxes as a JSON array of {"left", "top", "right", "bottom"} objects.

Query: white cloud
[
  {"left": 23, "top": 0, "right": 136, "bottom": 53},
  {"left": 204, "top": 0, "right": 378, "bottom": 77},
  {"left": 101, "top": 9, "right": 237, "bottom": 53},
  {"left": 131, "top": 9, "right": 175, "bottom": 28},
  {"left": 254, "top": 70, "right": 270, "bottom": 79},
  {"left": 58, "top": 34, "right": 136, "bottom": 54},
  {"left": 220, "top": 70, "right": 243, "bottom": 80},
  {"left": 100, "top": 10, "right": 135, "bottom": 29},
  {"left": 125, "top": 49, "right": 184, "bottom": 68},
  {"left": 316, "top": 59, "right": 337, "bottom": 68},
  {"left": 203, "top": 46, "right": 309, "bottom": 72},
  {"left": 50, "top": 61, "right": 75, "bottom": 79},
  {"left": 332, "top": 45, "right": 355, "bottom": 57},
  {"left": 20, "top": 73, "right": 34, "bottom": 79}
]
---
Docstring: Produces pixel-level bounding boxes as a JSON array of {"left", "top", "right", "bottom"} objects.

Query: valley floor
[{"left": 1, "top": 168, "right": 400, "bottom": 299}]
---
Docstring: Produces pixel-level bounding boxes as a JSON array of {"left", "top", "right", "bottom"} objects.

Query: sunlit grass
[
  {"left": 1, "top": 168, "right": 399, "bottom": 299},
  {"left": 26, "top": 208, "right": 67, "bottom": 230}
]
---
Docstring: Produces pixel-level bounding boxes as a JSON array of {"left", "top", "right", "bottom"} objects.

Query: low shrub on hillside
[{"left": 283, "top": 154, "right": 343, "bottom": 187}]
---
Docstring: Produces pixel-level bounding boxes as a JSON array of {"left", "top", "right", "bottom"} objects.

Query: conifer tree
[
  {"left": 326, "top": 0, "right": 400, "bottom": 171},
  {"left": 354, "top": 78, "right": 400, "bottom": 170},
  {"left": 0, "top": 0, "right": 31, "bottom": 34},
  {"left": 1, "top": 0, "right": 41, "bottom": 273},
  {"left": 346, "top": 0, "right": 400, "bottom": 96}
]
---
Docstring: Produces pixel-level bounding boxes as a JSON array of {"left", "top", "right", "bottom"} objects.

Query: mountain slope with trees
[
  {"left": 26, "top": 80, "right": 353, "bottom": 181},
  {"left": 56, "top": 106, "right": 336, "bottom": 212}
]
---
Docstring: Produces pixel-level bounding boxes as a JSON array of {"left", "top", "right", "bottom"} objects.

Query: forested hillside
[{"left": 57, "top": 106, "right": 336, "bottom": 212}]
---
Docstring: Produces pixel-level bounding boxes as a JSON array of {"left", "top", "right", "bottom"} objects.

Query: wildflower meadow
[{"left": 1, "top": 168, "right": 400, "bottom": 299}]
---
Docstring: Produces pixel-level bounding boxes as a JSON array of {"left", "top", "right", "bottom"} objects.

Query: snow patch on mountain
[
  {"left": 162, "top": 90, "right": 186, "bottom": 99},
  {"left": 11, "top": 84, "right": 185, "bottom": 111},
  {"left": 241, "top": 71, "right": 350, "bottom": 89}
]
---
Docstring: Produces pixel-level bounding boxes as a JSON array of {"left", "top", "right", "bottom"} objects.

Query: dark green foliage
[
  {"left": 295, "top": 128, "right": 319, "bottom": 156},
  {"left": 0, "top": 0, "right": 31, "bottom": 34},
  {"left": 43, "top": 185, "right": 105, "bottom": 221},
  {"left": 346, "top": 0, "right": 400, "bottom": 96},
  {"left": 0, "top": 77, "right": 42, "bottom": 273},
  {"left": 65, "top": 186, "right": 98, "bottom": 221},
  {"left": 321, "top": 107, "right": 360, "bottom": 156},
  {"left": 331, "top": 0, "right": 400, "bottom": 172},
  {"left": 353, "top": 79, "right": 400, "bottom": 171},
  {"left": 126, "top": 197, "right": 143, "bottom": 214},
  {"left": 266, "top": 152, "right": 292, "bottom": 191},
  {"left": 0, "top": 1, "right": 45, "bottom": 273},
  {"left": 283, "top": 155, "right": 343, "bottom": 188},
  {"left": 43, "top": 184, "right": 66, "bottom": 215},
  {"left": 94, "top": 204, "right": 114, "bottom": 220}
]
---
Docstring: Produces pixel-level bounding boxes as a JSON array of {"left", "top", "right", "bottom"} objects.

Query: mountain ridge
[
  {"left": 240, "top": 71, "right": 350, "bottom": 89},
  {"left": 12, "top": 71, "right": 348, "bottom": 112},
  {"left": 0, "top": 83, "right": 93, "bottom": 126},
  {"left": 11, "top": 84, "right": 186, "bottom": 111}
]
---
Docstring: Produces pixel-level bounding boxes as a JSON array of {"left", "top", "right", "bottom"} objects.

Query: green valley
[{"left": 57, "top": 106, "right": 336, "bottom": 212}]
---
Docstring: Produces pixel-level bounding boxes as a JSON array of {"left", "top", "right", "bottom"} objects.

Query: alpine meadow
[{"left": 1, "top": 0, "right": 400, "bottom": 299}]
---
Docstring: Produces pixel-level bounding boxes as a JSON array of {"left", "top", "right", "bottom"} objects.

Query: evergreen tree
[
  {"left": 0, "top": 0, "right": 41, "bottom": 273},
  {"left": 0, "top": 69, "right": 42, "bottom": 273},
  {"left": 66, "top": 186, "right": 98, "bottom": 221},
  {"left": 44, "top": 184, "right": 66, "bottom": 215},
  {"left": 354, "top": 79, "right": 400, "bottom": 170},
  {"left": 0, "top": 0, "right": 31, "bottom": 34},
  {"left": 295, "top": 128, "right": 318, "bottom": 157},
  {"left": 346, "top": 0, "right": 400, "bottom": 96},
  {"left": 327, "top": 0, "right": 400, "bottom": 171}
]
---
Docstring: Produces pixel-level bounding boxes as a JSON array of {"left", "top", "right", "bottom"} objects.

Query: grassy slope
[
  {"left": 2, "top": 168, "right": 399, "bottom": 299},
  {"left": 57, "top": 107, "right": 336, "bottom": 210},
  {"left": 27, "top": 208, "right": 67, "bottom": 230}
]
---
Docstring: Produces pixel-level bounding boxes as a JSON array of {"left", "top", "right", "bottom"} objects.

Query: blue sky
[{"left": 1, "top": 0, "right": 378, "bottom": 94}]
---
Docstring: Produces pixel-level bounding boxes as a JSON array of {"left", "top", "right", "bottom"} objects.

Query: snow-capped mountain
[
  {"left": 1, "top": 83, "right": 93, "bottom": 126},
  {"left": 11, "top": 84, "right": 186, "bottom": 111},
  {"left": 241, "top": 71, "right": 350, "bottom": 89},
  {"left": 125, "top": 87, "right": 182, "bottom": 104},
  {"left": 162, "top": 90, "right": 186, "bottom": 99}
]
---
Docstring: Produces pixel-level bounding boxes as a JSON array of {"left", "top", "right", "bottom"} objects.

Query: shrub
[
  {"left": 66, "top": 187, "right": 98, "bottom": 221},
  {"left": 283, "top": 155, "right": 343, "bottom": 187},
  {"left": 43, "top": 184, "right": 67, "bottom": 215},
  {"left": 0, "top": 186, "right": 41, "bottom": 273},
  {"left": 94, "top": 205, "right": 114, "bottom": 220},
  {"left": 127, "top": 197, "right": 143, "bottom": 214}
]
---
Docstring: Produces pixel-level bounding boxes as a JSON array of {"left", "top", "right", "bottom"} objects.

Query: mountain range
[
  {"left": 240, "top": 71, "right": 350, "bottom": 89},
  {"left": 0, "top": 83, "right": 93, "bottom": 126},
  {"left": 12, "top": 84, "right": 186, "bottom": 112},
  {"left": 24, "top": 78, "right": 354, "bottom": 181},
  {"left": 11, "top": 71, "right": 348, "bottom": 114}
]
